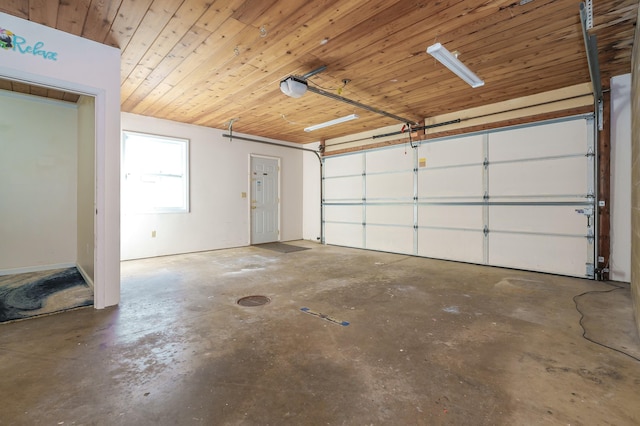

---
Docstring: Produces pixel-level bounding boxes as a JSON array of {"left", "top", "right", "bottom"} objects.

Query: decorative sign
[{"left": 0, "top": 27, "right": 58, "bottom": 61}]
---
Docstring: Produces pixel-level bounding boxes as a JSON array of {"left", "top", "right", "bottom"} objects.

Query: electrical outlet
[
  {"left": 241, "top": 192, "right": 247, "bottom": 198},
  {"left": 151, "top": 230, "right": 156, "bottom": 238}
]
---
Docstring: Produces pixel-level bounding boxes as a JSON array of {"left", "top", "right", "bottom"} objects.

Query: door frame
[
  {"left": 249, "top": 154, "right": 281, "bottom": 244},
  {"left": 0, "top": 74, "right": 102, "bottom": 302}
]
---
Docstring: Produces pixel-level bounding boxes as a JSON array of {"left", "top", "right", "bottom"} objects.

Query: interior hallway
[{"left": 1, "top": 241, "right": 639, "bottom": 425}]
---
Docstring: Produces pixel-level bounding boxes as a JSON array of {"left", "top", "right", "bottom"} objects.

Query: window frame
[{"left": 121, "top": 130, "right": 190, "bottom": 214}]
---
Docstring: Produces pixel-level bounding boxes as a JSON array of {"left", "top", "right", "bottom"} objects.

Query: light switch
[{"left": 241, "top": 192, "right": 247, "bottom": 198}]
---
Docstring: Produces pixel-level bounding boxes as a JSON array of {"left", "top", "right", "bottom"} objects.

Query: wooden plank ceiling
[{"left": 1, "top": 0, "right": 637, "bottom": 143}]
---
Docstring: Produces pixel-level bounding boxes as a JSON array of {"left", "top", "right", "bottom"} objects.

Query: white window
[{"left": 122, "top": 131, "right": 189, "bottom": 213}]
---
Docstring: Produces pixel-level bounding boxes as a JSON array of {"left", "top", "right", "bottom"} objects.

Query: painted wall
[
  {"left": 631, "top": 5, "right": 640, "bottom": 335},
  {"left": 303, "top": 142, "right": 322, "bottom": 242},
  {"left": 0, "top": 12, "right": 121, "bottom": 308},
  {"left": 77, "top": 95, "right": 95, "bottom": 284},
  {"left": 610, "top": 74, "right": 632, "bottom": 282},
  {"left": 121, "top": 113, "right": 304, "bottom": 260},
  {"left": 0, "top": 91, "right": 77, "bottom": 272}
]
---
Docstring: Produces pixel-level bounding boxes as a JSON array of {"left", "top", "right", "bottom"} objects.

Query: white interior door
[{"left": 251, "top": 155, "right": 280, "bottom": 244}]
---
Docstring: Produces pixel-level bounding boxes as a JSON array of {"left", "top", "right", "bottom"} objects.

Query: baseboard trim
[
  {"left": 76, "top": 264, "right": 95, "bottom": 289},
  {"left": 0, "top": 263, "right": 76, "bottom": 276}
]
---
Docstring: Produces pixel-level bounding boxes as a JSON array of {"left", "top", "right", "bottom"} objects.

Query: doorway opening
[{"left": 0, "top": 77, "right": 97, "bottom": 319}]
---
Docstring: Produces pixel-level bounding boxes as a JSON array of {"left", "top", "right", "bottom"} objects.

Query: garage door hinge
[
  {"left": 483, "top": 192, "right": 489, "bottom": 201},
  {"left": 586, "top": 228, "right": 594, "bottom": 244},
  {"left": 483, "top": 226, "right": 489, "bottom": 236},
  {"left": 575, "top": 207, "right": 593, "bottom": 216},
  {"left": 585, "top": 147, "right": 595, "bottom": 158},
  {"left": 483, "top": 158, "right": 489, "bottom": 168}
]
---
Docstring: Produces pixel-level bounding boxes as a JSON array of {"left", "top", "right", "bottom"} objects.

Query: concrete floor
[{"left": 1, "top": 241, "right": 639, "bottom": 425}]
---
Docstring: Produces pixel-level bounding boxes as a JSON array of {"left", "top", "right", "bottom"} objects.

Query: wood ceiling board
[
  {"left": 1, "top": 0, "right": 636, "bottom": 143},
  {"left": 127, "top": 17, "right": 249, "bottom": 115},
  {"left": 0, "top": 79, "right": 12, "bottom": 91},
  {"left": 119, "top": 0, "right": 184, "bottom": 83},
  {"left": 81, "top": 0, "right": 122, "bottom": 44},
  {"left": 29, "top": 0, "right": 59, "bottom": 28},
  {"left": 131, "top": 0, "right": 353, "bottom": 119},
  {"left": 56, "top": 0, "right": 91, "bottom": 36},
  {"left": 296, "top": 2, "right": 578, "bottom": 122},
  {"left": 0, "top": 1, "right": 28, "bottom": 18},
  {"left": 121, "top": 25, "right": 214, "bottom": 108},
  {"left": 106, "top": 0, "right": 154, "bottom": 49},
  {"left": 141, "top": 18, "right": 254, "bottom": 117},
  {"left": 119, "top": 0, "right": 215, "bottom": 98},
  {"left": 330, "top": 1, "right": 577, "bottom": 94}
]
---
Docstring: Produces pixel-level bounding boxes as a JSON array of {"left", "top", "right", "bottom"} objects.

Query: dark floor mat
[
  {"left": 254, "top": 242, "right": 311, "bottom": 253},
  {"left": 0, "top": 267, "right": 93, "bottom": 323}
]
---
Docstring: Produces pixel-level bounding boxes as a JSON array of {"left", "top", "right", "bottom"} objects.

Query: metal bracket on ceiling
[
  {"left": 584, "top": 0, "right": 593, "bottom": 30},
  {"left": 226, "top": 118, "right": 238, "bottom": 141},
  {"left": 579, "top": 2, "right": 602, "bottom": 102}
]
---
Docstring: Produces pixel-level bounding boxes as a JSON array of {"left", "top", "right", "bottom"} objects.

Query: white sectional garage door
[{"left": 323, "top": 116, "right": 596, "bottom": 278}]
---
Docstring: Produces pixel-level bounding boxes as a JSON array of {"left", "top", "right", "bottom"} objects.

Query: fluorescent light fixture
[
  {"left": 304, "top": 114, "right": 359, "bottom": 132},
  {"left": 280, "top": 76, "right": 308, "bottom": 98},
  {"left": 426, "top": 42, "right": 484, "bottom": 88}
]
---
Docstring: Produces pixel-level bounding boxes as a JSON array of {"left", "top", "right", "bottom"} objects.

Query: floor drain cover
[{"left": 237, "top": 295, "right": 270, "bottom": 307}]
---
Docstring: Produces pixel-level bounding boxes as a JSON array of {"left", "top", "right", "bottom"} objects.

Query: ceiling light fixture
[
  {"left": 426, "top": 42, "right": 484, "bottom": 88},
  {"left": 304, "top": 114, "right": 359, "bottom": 132}
]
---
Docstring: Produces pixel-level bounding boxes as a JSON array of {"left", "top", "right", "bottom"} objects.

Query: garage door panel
[
  {"left": 418, "top": 134, "right": 484, "bottom": 167},
  {"left": 490, "top": 205, "right": 586, "bottom": 235},
  {"left": 418, "top": 166, "right": 484, "bottom": 198},
  {"left": 489, "top": 157, "right": 589, "bottom": 196},
  {"left": 367, "top": 172, "right": 414, "bottom": 199},
  {"left": 489, "top": 119, "right": 588, "bottom": 160},
  {"left": 324, "top": 176, "right": 361, "bottom": 200},
  {"left": 367, "top": 204, "right": 413, "bottom": 226},
  {"left": 324, "top": 153, "right": 363, "bottom": 178},
  {"left": 488, "top": 233, "right": 588, "bottom": 277},
  {"left": 418, "top": 229, "right": 484, "bottom": 263},
  {"left": 418, "top": 205, "right": 483, "bottom": 229},
  {"left": 325, "top": 205, "right": 362, "bottom": 223},
  {"left": 323, "top": 117, "right": 594, "bottom": 278},
  {"left": 325, "top": 223, "right": 363, "bottom": 248},
  {"left": 366, "top": 146, "right": 413, "bottom": 172},
  {"left": 366, "top": 225, "right": 413, "bottom": 254}
]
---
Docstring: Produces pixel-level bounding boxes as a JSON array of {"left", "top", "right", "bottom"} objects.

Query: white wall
[
  {"left": 303, "top": 141, "right": 322, "bottom": 242},
  {"left": 0, "top": 12, "right": 121, "bottom": 308},
  {"left": 77, "top": 95, "right": 95, "bottom": 284},
  {"left": 610, "top": 74, "right": 632, "bottom": 282},
  {"left": 121, "top": 113, "right": 304, "bottom": 260},
  {"left": 0, "top": 91, "right": 77, "bottom": 272}
]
